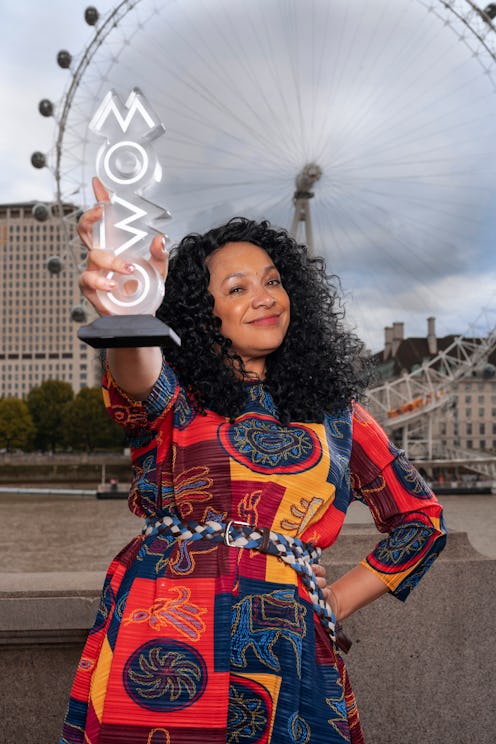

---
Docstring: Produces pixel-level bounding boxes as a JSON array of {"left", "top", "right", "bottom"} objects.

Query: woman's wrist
[{"left": 328, "top": 565, "right": 388, "bottom": 621}]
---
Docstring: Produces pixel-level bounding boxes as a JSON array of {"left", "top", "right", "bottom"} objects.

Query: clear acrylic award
[{"left": 77, "top": 88, "right": 180, "bottom": 348}]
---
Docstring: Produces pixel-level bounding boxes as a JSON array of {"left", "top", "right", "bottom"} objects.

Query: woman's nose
[{"left": 252, "top": 287, "right": 276, "bottom": 308}]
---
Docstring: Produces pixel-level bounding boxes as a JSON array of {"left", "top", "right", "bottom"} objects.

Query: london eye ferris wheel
[{"left": 32, "top": 0, "right": 496, "bottom": 354}]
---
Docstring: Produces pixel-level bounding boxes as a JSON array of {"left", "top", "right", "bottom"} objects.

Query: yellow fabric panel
[
  {"left": 359, "top": 558, "right": 411, "bottom": 593},
  {"left": 89, "top": 636, "right": 113, "bottom": 723},
  {"left": 265, "top": 556, "right": 297, "bottom": 585},
  {"left": 229, "top": 422, "right": 336, "bottom": 539}
]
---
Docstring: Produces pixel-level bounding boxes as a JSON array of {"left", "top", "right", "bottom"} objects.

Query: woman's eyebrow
[
  {"left": 223, "top": 271, "right": 246, "bottom": 282},
  {"left": 221, "top": 265, "right": 277, "bottom": 284}
]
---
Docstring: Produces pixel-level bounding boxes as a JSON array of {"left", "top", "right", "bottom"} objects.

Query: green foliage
[
  {"left": 0, "top": 398, "right": 36, "bottom": 451},
  {"left": 61, "top": 387, "right": 125, "bottom": 452},
  {"left": 27, "top": 379, "right": 74, "bottom": 452}
]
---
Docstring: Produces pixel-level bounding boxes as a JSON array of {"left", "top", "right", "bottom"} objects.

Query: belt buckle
[{"left": 224, "top": 520, "right": 250, "bottom": 546}]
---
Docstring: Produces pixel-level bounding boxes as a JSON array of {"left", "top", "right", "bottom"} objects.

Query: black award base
[{"left": 77, "top": 314, "right": 181, "bottom": 349}]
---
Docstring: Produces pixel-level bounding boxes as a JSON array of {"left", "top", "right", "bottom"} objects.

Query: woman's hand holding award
[{"left": 78, "top": 88, "right": 180, "bottom": 348}]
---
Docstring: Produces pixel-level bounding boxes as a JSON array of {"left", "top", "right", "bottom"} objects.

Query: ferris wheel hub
[{"left": 294, "top": 163, "right": 322, "bottom": 199}]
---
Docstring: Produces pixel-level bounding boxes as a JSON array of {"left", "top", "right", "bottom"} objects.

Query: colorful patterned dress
[{"left": 61, "top": 361, "right": 446, "bottom": 744}]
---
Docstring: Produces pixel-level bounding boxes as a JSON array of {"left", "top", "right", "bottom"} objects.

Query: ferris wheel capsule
[{"left": 84, "top": 6, "right": 100, "bottom": 25}]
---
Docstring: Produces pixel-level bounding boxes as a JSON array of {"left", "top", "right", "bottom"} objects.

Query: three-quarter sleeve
[
  {"left": 102, "top": 357, "right": 180, "bottom": 433},
  {"left": 350, "top": 402, "right": 447, "bottom": 601},
  {"left": 102, "top": 358, "right": 181, "bottom": 518}
]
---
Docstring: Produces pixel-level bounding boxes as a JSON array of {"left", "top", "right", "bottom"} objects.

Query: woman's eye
[
  {"left": 229, "top": 286, "right": 243, "bottom": 295},
  {"left": 267, "top": 278, "right": 281, "bottom": 286}
]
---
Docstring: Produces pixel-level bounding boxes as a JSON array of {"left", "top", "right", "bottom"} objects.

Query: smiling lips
[{"left": 248, "top": 314, "right": 281, "bottom": 327}]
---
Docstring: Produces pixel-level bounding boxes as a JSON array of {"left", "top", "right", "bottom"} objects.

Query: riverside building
[
  {"left": 372, "top": 318, "right": 496, "bottom": 455},
  {"left": 0, "top": 201, "right": 98, "bottom": 398}
]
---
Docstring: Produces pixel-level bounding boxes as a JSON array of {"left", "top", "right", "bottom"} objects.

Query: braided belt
[{"left": 143, "top": 513, "right": 351, "bottom": 653}]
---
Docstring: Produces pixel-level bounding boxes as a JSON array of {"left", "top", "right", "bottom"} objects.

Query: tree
[
  {"left": 62, "top": 387, "right": 125, "bottom": 452},
  {"left": 0, "top": 398, "right": 36, "bottom": 451},
  {"left": 27, "top": 379, "right": 74, "bottom": 452}
]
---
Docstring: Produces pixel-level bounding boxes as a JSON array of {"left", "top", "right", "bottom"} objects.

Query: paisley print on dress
[{"left": 218, "top": 414, "right": 321, "bottom": 474}]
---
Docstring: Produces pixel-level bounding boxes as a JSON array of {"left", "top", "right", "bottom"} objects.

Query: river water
[{"left": 1, "top": 489, "right": 494, "bottom": 573}]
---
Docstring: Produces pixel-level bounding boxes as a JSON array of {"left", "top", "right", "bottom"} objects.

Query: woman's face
[{"left": 207, "top": 241, "right": 290, "bottom": 376}]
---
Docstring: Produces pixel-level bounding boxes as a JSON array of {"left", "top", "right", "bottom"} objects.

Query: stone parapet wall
[
  {"left": 331, "top": 530, "right": 494, "bottom": 743},
  {"left": 0, "top": 463, "right": 131, "bottom": 485},
  {"left": 0, "top": 531, "right": 493, "bottom": 743},
  {"left": 0, "top": 452, "right": 132, "bottom": 486}
]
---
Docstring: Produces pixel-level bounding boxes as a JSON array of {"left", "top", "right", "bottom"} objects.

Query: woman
[{"left": 61, "top": 180, "right": 446, "bottom": 743}]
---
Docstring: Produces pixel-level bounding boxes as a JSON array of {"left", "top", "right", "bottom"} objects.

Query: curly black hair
[{"left": 157, "top": 217, "right": 371, "bottom": 422}]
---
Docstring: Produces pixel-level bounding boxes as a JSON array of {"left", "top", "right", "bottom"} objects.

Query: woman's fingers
[
  {"left": 84, "top": 235, "right": 168, "bottom": 280},
  {"left": 79, "top": 249, "right": 136, "bottom": 315},
  {"left": 314, "top": 563, "right": 327, "bottom": 589},
  {"left": 149, "top": 233, "right": 169, "bottom": 280},
  {"left": 84, "top": 248, "right": 135, "bottom": 275},
  {"left": 313, "top": 564, "right": 338, "bottom": 615},
  {"left": 78, "top": 205, "right": 103, "bottom": 250},
  {"left": 314, "top": 563, "right": 332, "bottom": 604},
  {"left": 77, "top": 178, "right": 110, "bottom": 250},
  {"left": 79, "top": 237, "right": 167, "bottom": 316},
  {"left": 77, "top": 174, "right": 168, "bottom": 314},
  {"left": 92, "top": 176, "right": 110, "bottom": 203}
]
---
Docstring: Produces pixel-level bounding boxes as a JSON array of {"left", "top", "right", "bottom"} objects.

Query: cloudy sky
[
  {"left": 1, "top": 0, "right": 110, "bottom": 202},
  {"left": 2, "top": 0, "right": 496, "bottom": 350}
]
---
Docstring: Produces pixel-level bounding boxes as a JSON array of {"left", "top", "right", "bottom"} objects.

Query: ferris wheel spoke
[{"left": 41, "top": 0, "right": 496, "bottom": 358}]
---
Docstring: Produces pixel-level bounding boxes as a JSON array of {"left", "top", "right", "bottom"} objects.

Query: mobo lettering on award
[{"left": 89, "top": 88, "right": 170, "bottom": 315}]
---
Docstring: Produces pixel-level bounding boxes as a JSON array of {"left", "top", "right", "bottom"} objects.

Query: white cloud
[{"left": 347, "top": 271, "right": 496, "bottom": 351}]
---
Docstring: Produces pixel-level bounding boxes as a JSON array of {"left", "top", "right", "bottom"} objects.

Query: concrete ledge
[
  {"left": 0, "top": 571, "right": 104, "bottom": 644},
  {"left": 0, "top": 570, "right": 106, "bottom": 594}
]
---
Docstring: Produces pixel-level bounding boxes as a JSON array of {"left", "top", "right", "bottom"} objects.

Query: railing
[{"left": 365, "top": 302, "right": 496, "bottom": 431}]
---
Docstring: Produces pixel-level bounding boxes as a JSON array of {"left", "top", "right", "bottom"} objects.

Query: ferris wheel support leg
[
  {"left": 290, "top": 204, "right": 300, "bottom": 241},
  {"left": 290, "top": 164, "right": 322, "bottom": 254},
  {"left": 427, "top": 415, "right": 433, "bottom": 460},
  {"left": 291, "top": 198, "right": 315, "bottom": 254}
]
